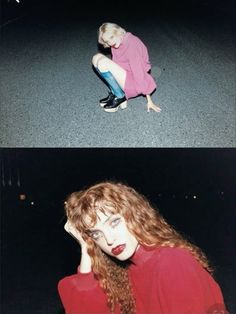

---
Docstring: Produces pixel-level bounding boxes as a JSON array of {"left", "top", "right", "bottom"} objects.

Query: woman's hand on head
[
  {"left": 64, "top": 220, "right": 92, "bottom": 273},
  {"left": 64, "top": 220, "right": 88, "bottom": 249}
]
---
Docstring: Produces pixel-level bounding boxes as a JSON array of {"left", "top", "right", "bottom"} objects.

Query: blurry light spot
[
  {"left": 19, "top": 194, "right": 26, "bottom": 200},
  {"left": 185, "top": 195, "right": 188, "bottom": 199},
  {"left": 31, "top": 201, "right": 34, "bottom": 206},
  {"left": 193, "top": 195, "right": 197, "bottom": 199}
]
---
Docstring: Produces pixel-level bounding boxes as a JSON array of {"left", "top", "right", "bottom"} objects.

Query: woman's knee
[
  {"left": 92, "top": 53, "right": 105, "bottom": 67},
  {"left": 96, "top": 56, "right": 110, "bottom": 72}
]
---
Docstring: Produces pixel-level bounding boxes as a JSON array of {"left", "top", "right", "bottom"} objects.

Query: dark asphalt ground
[{"left": 0, "top": 3, "right": 235, "bottom": 147}]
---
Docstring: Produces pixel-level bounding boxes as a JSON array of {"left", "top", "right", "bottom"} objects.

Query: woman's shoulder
[
  {"left": 155, "top": 246, "right": 202, "bottom": 273},
  {"left": 147, "top": 246, "right": 198, "bottom": 267},
  {"left": 127, "top": 32, "right": 143, "bottom": 44},
  {"left": 158, "top": 246, "right": 196, "bottom": 260},
  {"left": 58, "top": 270, "right": 98, "bottom": 292}
]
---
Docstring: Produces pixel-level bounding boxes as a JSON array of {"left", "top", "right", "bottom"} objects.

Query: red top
[{"left": 58, "top": 246, "right": 227, "bottom": 314}]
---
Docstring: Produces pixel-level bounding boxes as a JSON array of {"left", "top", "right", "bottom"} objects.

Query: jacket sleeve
[
  {"left": 58, "top": 271, "right": 109, "bottom": 314},
  {"left": 157, "top": 248, "right": 227, "bottom": 314}
]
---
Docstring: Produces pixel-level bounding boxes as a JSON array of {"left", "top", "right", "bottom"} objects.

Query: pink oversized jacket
[
  {"left": 111, "top": 32, "right": 157, "bottom": 99},
  {"left": 58, "top": 246, "right": 227, "bottom": 314}
]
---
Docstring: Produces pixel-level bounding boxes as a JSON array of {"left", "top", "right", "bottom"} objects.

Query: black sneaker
[
  {"left": 99, "top": 92, "right": 115, "bottom": 107},
  {"left": 104, "top": 96, "right": 127, "bottom": 113}
]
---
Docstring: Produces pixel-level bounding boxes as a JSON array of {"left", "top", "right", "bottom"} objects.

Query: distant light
[
  {"left": 19, "top": 194, "right": 26, "bottom": 200},
  {"left": 16, "top": 0, "right": 20, "bottom": 3},
  {"left": 193, "top": 195, "right": 197, "bottom": 199},
  {"left": 221, "top": 191, "right": 224, "bottom": 195},
  {"left": 64, "top": 201, "right": 67, "bottom": 205},
  {"left": 185, "top": 195, "right": 188, "bottom": 199},
  {"left": 31, "top": 201, "right": 34, "bottom": 206}
]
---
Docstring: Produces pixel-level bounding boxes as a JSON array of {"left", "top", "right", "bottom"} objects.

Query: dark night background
[
  {"left": 1, "top": 0, "right": 235, "bottom": 28},
  {"left": 0, "top": 148, "right": 236, "bottom": 313}
]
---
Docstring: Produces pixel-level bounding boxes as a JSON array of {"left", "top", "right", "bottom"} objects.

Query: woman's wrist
[{"left": 80, "top": 246, "right": 92, "bottom": 273}]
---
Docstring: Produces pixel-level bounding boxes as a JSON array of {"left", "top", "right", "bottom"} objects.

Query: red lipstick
[{"left": 112, "top": 244, "right": 126, "bottom": 256}]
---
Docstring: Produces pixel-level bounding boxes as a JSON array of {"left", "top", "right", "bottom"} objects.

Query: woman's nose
[{"left": 103, "top": 230, "right": 114, "bottom": 246}]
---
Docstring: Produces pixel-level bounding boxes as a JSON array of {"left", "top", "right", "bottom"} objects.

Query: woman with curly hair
[
  {"left": 58, "top": 181, "right": 227, "bottom": 314},
  {"left": 92, "top": 22, "right": 161, "bottom": 113}
]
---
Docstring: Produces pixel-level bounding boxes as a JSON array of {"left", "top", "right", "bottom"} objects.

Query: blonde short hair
[{"left": 98, "top": 22, "right": 126, "bottom": 48}]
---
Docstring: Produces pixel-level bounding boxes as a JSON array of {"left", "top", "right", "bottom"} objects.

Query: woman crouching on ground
[{"left": 92, "top": 23, "right": 161, "bottom": 113}]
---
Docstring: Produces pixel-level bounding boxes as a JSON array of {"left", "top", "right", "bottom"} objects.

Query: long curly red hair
[{"left": 65, "top": 181, "right": 212, "bottom": 314}]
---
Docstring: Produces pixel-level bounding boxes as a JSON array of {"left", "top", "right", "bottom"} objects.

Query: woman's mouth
[{"left": 112, "top": 244, "right": 126, "bottom": 256}]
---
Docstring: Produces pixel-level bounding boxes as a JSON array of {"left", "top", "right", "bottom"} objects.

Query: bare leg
[
  {"left": 92, "top": 54, "right": 161, "bottom": 112},
  {"left": 92, "top": 53, "right": 126, "bottom": 89},
  {"left": 146, "top": 94, "right": 161, "bottom": 113}
]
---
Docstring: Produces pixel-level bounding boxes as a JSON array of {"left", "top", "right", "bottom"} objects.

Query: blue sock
[{"left": 97, "top": 70, "right": 125, "bottom": 98}]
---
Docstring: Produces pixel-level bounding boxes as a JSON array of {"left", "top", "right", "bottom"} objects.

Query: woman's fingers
[
  {"left": 147, "top": 102, "right": 162, "bottom": 112},
  {"left": 64, "top": 221, "right": 85, "bottom": 244}
]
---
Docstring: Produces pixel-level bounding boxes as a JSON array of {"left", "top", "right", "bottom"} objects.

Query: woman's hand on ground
[{"left": 147, "top": 101, "right": 162, "bottom": 113}]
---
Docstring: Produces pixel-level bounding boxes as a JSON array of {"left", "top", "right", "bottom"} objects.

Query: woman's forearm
[{"left": 80, "top": 246, "right": 92, "bottom": 273}]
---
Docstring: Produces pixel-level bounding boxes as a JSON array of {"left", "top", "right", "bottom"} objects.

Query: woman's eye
[
  {"left": 91, "top": 231, "right": 102, "bottom": 240},
  {"left": 111, "top": 218, "right": 121, "bottom": 228}
]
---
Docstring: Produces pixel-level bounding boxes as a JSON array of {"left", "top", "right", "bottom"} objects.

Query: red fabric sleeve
[
  {"left": 58, "top": 271, "right": 110, "bottom": 314},
  {"left": 157, "top": 248, "right": 226, "bottom": 314}
]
